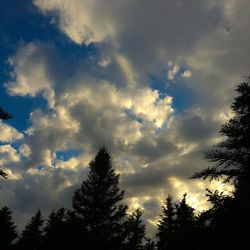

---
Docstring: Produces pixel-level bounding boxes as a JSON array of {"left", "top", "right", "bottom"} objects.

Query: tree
[
  {"left": 175, "top": 194, "right": 196, "bottom": 250},
  {"left": 123, "top": 209, "right": 145, "bottom": 250},
  {"left": 0, "top": 206, "right": 18, "bottom": 249},
  {"left": 0, "top": 107, "right": 12, "bottom": 179},
  {"left": 192, "top": 78, "right": 250, "bottom": 249},
  {"left": 192, "top": 79, "right": 250, "bottom": 192},
  {"left": 144, "top": 237, "right": 156, "bottom": 250},
  {"left": 72, "top": 147, "right": 127, "bottom": 250},
  {"left": 156, "top": 195, "right": 176, "bottom": 250},
  {"left": 17, "top": 210, "right": 44, "bottom": 250},
  {"left": 43, "top": 208, "right": 69, "bottom": 250}
]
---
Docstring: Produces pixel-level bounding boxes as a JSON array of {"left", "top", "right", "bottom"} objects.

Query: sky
[{"left": 0, "top": 0, "right": 249, "bottom": 236}]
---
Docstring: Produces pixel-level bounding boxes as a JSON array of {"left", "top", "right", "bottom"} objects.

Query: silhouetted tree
[
  {"left": 72, "top": 147, "right": 127, "bottom": 250},
  {"left": 43, "top": 208, "right": 69, "bottom": 250},
  {"left": 192, "top": 78, "right": 250, "bottom": 249},
  {"left": 64, "top": 209, "right": 89, "bottom": 250},
  {"left": 0, "top": 107, "right": 12, "bottom": 179},
  {"left": 17, "top": 210, "right": 44, "bottom": 250},
  {"left": 192, "top": 79, "right": 250, "bottom": 190},
  {"left": 123, "top": 209, "right": 145, "bottom": 250},
  {"left": 175, "top": 194, "right": 196, "bottom": 250},
  {"left": 0, "top": 206, "right": 18, "bottom": 250},
  {"left": 156, "top": 195, "right": 176, "bottom": 250},
  {"left": 144, "top": 237, "right": 156, "bottom": 250}
]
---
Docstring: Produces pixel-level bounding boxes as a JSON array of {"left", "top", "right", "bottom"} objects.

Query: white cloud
[
  {"left": 168, "top": 64, "right": 180, "bottom": 80},
  {"left": 0, "top": 121, "right": 23, "bottom": 142},
  {"left": 183, "top": 70, "right": 192, "bottom": 78},
  {"left": 0, "top": 145, "right": 20, "bottom": 166},
  {"left": 2, "top": 0, "right": 250, "bottom": 237}
]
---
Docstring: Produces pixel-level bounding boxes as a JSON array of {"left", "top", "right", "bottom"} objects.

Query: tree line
[{"left": 0, "top": 78, "right": 249, "bottom": 250}]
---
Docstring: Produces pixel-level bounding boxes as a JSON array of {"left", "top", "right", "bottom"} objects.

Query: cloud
[
  {"left": 0, "top": 121, "right": 23, "bottom": 142},
  {"left": 0, "top": 145, "right": 20, "bottom": 167},
  {"left": 1, "top": 0, "right": 250, "bottom": 237}
]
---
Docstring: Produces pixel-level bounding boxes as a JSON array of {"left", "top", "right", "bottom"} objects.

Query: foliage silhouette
[
  {"left": 43, "top": 208, "right": 70, "bottom": 250},
  {"left": 156, "top": 195, "right": 176, "bottom": 250},
  {"left": 0, "top": 206, "right": 18, "bottom": 250},
  {"left": 192, "top": 78, "right": 250, "bottom": 249},
  {"left": 17, "top": 209, "right": 44, "bottom": 250},
  {"left": 72, "top": 146, "right": 128, "bottom": 250},
  {"left": 123, "top": 208, "right": 145, "bottom": 250}
]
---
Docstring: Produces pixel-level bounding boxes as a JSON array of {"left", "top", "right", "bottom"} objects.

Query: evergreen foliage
[
  {"left": 0, "top": 206, "right": 18, "bottom": 250},
  {"left": 72, "top": 147, "right": 127, "bottom": 250},
  {"left": 43, "top": 208, "right": 69, "bottom": 249},
  {"left": 17, "top": 210, "right": 44, "bottom": 250},
  {"left": 156, "top": 196, "right": 175, "bottom": 250},
  {"left": 123, "top": 209, "right": 145, "bottom": 250},
  {"left": 192, "top": 78, "right": 250, "bottom": 249}
]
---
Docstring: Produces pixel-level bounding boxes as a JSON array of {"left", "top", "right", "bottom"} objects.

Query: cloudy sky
[{"left": 0, "top": 0, "right": 249, "bottom": 236}]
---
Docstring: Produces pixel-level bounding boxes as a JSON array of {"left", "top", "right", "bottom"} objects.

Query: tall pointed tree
[
  {"left": 0, "top": 206, "right": 18, "bottom": 250},
  {"left": 156, "top": 195, "right": 176, "bottom": 250},
  {"left": 17, "top": 209, "right": 44, "bottom": 250},
  {"left": 43, "top": 208, "right": 69, "bottom": 250},
  {"left": 192, "top": 79, "right": 250, "bottom": 194},
  {"left": 192, "top": 78, "right": 250, "bottom": 249},
  {"left": 175, "top": 194, "right": 196, "bottom": 250},
  {"left": 72, "top": 147, "right": 127, "bottom": 250},
  {"left": 123, "top": 209, "right": 145, "bottom": 250}
]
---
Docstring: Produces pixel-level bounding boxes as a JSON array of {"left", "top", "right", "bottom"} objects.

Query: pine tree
[
  {"left": 0, "top": 206, "right": 18, "bottom": 249},
  {"left": 192, "top": 79, "right": 250, "bottom": 192},
  {"left": 123, "top": 209, "right": 145, "bottom": 250},
  {"left": 43, "top": 208, "right": 69, "bottom": 250},
  {"left": 192, "top": 78, "right": 250, "bottom": 249},
  {"left": 17, "top": 209, "right": 44, "bottom": 250},
  {"left": 72, "top": 147, "right": 127, "bottom": 250},
  {"left": 144, "top": 237, "right": 156, "bottom": 250},
  {"left": 156, "top": 195, "right": 176, "bottom": 250},
  {"left": 175, "top": 194, "right": 196, "bottom": 250}
]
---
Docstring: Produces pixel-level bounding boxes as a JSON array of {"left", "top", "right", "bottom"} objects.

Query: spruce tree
[
  {"left": 0, "top": 206, "right": 18, "bottom": 249},
  {"left": 144, "top": 237, "right": 156, "bottom": 250},
  {"left": 17, "top": 209, "right": 44, "bottom": 250},
  {"left": 123, "top": 209, "right": 145, "bottom": 250},
  {"left": 72, "top": 147, "right": 127, "bottom": 250},
  {"left": 175, "top": 194, "right": 196, "bottom": 250},
  {"left": 192, "top": 78, "right": 250, "bottom": 249},
  {"left": 156, "top": 195, "right": 176, "bottom": 250},
  {"left": 43, "top": 208, "right": 69, "bottom": 250},
  {"left": 192, "top": 79, "right": 250, "bottom": 192}
]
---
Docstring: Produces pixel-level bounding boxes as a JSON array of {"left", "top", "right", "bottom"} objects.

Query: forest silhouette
[{"left": 0, "top": 77, "right": 249, "bottom": 250}]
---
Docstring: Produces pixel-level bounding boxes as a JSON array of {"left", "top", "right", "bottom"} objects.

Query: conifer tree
[
  {"left": 17, "top": 209, "right": 44, "bottom": 250},
  {"left": 175, "top": 194, "right": 196, "bottom": 250},
  {"left": 192, "top": 78, "right": 250, "bottom": 249},
  {"left": 156, "top": 195, "right": 176, "bottom": 250},
  {"left": 0, "top": 206, "right": 18, "bottom": 249},
  {"left": 123, "top": 209, "right": 145, "bottom": 250},
  {"left": 144, "top": 237, "right": 156, "bottom": 250},
  {"left": 192, "top": 79, "right": 250, "bottom": 193},
  {"left": 72, "top": 147, "right": 127, "bottom": 250},
  {"left": 43, "top": 208, "right": 69, "bottom": 249}
]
